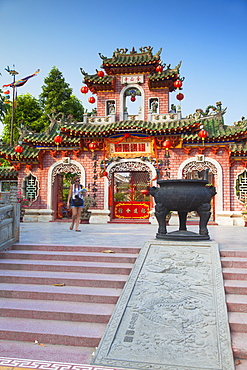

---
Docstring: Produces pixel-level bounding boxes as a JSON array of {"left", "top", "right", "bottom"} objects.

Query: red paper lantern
[
  {"left": 130, "top": 96, "right": 136, "bottom": 102},
  {"left": 54, "top": 135, "right": 62, "bottom": 145},
  {"left": 3, "top": 90, "right": 10, "bottom": 94},
  {"left": 162, "top": 140, "right": 172, "bottom": 149},
  {"left": 198, "top": 129, "right": 208, "bottom": 140},
  {"left": 176, "top": 93, "right": 184, "bottom": 101},
  {"left": 174, "top": 80, "right": 183, "bottom": 89},
  {"left": 156, "top": 65, "right": 163, "bottom": 73},
  {"left": 80, "top": 86, "right": 89, "bottom": 94},
  {"left": 88, "top": 96, "right": 96, "bottom": 104},
  {"left": 88, "top": 141, "right": 97, "bottom": 151},
  {"left": 97, "top": 70, "right": 104, "bottom": 78},
  {"left": 14, "top": 145, "right": 23, "bottom": 154}
]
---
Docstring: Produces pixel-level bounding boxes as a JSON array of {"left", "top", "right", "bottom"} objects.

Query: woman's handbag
[{"left": 73, "top": 195, "right": 84, "bottom": 206}]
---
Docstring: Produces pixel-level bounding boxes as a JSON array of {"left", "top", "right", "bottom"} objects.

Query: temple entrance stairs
[
  {"left": 0, "top": 243, "right": 140, "bottom": 363},
  {"left": 221, "top": 249, "right": 247, "bottom": 369},
  {"left": 1, "top": 244, "right": 247, "bottom": 368}
]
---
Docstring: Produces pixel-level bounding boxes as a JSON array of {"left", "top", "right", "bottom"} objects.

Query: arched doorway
[
  {"left": 108, "top": 161, "right": 152, "bottom": 222},
  {"left": 47, "top": 159, "right": 85, "bottom": 220},
  {"left": 119, "top": 84, "right": 145, "bottom": 120}
]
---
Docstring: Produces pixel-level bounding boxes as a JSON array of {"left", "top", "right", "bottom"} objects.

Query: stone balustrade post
[{"left": 9, "top": 186, "right": 20, "bottom": 242}]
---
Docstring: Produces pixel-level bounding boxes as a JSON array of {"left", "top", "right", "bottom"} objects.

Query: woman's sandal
[
  {"left": 75, "top": 230, "right": 81, "bottom": 232},
  {"left": 70, "top": 226, "right": 73, "bottom": 230}
]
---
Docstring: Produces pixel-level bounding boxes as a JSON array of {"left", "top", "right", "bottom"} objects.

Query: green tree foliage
[
  {"left": 39, "top": 66, "right": 84, "bottom": 125},
  {"left": 0, "top": 89, "right": 11, "bottom": 121},
  {"left": 1, "top": 67, "right": 85, "bottom": 143},
  {"left": 2, "top": 93, "right": 43, "bottom": 144}
]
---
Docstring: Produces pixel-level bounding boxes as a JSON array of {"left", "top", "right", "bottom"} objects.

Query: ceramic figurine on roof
[{"left": 1, "top": 46, "right": 247, "bottom": 227}]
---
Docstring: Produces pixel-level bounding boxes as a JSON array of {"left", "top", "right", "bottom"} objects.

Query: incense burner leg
[
  {"left": 155, "top": 203, "right": 169, "bottom": 235},
  {"left": 178, "top": 211, "right": 188, "bottom": 231},
  {"left": 197, "top": 203, "right": 211, "bottom": 236}
]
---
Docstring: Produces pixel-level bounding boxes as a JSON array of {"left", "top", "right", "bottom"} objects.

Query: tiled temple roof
[
  {"left": 99, "top": 47, "right": 162, "bottom": 75},
  {"left": 1, "top": 114, "right": 247, "bottom": 161},
  {"left": 0, "top": 167, "right": 18, "bottom": 180},
  {"left": 60, "top": 119, "right": 200, "bottom": 138},
  {"left": 80, "top": 69, "right": 115, "bottom": 94},
  {"left": 0, "top": 143, "right": 40, "bottom": 161},
  {"left": 81, "top": 47, "right": 182, "bottom": 93},
  {"left": 148, "top": 61, "right": 182, "bottom": 92},
  {"left": 182, "top": 117, "right": 247, "bottom": 146}
]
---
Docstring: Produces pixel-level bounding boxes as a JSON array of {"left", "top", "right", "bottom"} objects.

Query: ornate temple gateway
[{"left": 1, "top": 46, "right": 247, "bottom": 226}]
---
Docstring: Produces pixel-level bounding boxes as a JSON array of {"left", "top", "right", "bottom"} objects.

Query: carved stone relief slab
[{"left": 92, "top": 240, "right": 234, "bottom": 370}]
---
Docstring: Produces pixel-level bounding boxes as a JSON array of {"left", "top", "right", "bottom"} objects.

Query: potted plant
[{"left": 114, "top": 192, "right": 127, "bottom": 201}]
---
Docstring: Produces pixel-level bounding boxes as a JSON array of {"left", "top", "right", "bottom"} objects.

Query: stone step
[
  {"left": 226, "top": 294, "right": 247, "bottom": 313},
  {"left": 0, "top": 339, "right": 95, "bottom": 364},
  {"left": 229, "top": 312, "right": 247, "bottom": 333},
  {"left": 0, "top": 283, "right": 122, "bottom": 304},
  {"left": 0, "top": 259, "right": 133, "bottom": 275},
  {"left": 0, "top": 297, "right": 115, "bottom": 323},
  {"left": 0, "top": 242, "right": 137, "bottom": 364},
  {"left": 222, "top": 268, "right": 247, "bottom": 281},
  {"left": 232, "top": 332, "right": 247, "bottom": 360},
  {"left": 11, "top": 243, "right": 141, "bottom": 254},
  {"left": 224, "top": 280, "right": 247, "bottom": 295},
  {"left": 0, "top": 269, "right": 128, "bottom": 288},
  {"left": 220, "top": 250, "right": 247, "bottom": 258},
  {"left": 221, "top": 257, "right": 247, "bottom": 269},
  {"left": 0, "top": 250, "right": 137, "bottom": 263},
  {"left": 0, "top": 316, "right": 106, "bottom": 347}
]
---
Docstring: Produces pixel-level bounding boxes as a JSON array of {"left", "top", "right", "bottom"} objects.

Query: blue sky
[{"left": 0, "top": 0, "right": 246, "bottom": 134}]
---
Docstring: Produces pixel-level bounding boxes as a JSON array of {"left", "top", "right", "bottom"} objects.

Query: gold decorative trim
[{"left": 105, "top": 137, "right": 154, "bottom": 158}]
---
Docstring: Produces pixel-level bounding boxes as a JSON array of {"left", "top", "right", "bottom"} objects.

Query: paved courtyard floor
[
  {"left": 18, "top": 221, "right": 247, "bottom": 250},
  {"left": 0, "top": 221, "right": 246, "bottom": 370}
]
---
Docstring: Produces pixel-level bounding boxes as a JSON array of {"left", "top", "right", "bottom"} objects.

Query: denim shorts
[{"left": 70, "top": 199, "right": 84, "bottom": 208}]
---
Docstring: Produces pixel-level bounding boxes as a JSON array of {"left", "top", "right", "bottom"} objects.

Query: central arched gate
[{"left": 108, "top": 162, "right": 152, "bottom": 221}]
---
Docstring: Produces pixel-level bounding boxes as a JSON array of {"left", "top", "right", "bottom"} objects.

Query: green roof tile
[
  {"left": 99, "top": 47, "right": 162, "bottom": 67},
  {"left": 0, "top": 167, "right": 18, "bottom": 179}
]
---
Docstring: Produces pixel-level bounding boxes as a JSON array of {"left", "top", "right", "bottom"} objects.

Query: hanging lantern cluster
[
  {"left": 88, "top": 96, "right": 96, "bottom": 104},
  {"left": 174, "top": 80, "right": 183, "bottom": 89},
  {"left": 97, "top": 70, "right": 104, "bottom": 78},
  {"left": 88, "top": 141, "right": 97, "bottom": 152},
  {"left": 176, "top": 92, "right": 184, "bottom": 101},
  {"left": 156, "top": 65, "right": 163, "bottom": 74},
  {"left": 54, "top": 134, "right": 62, "bottom": 149},
  {"left": 198, "top": 129, "right": 208, "bottom": 145},
  {"left": 162, "top": 139, "right": 172, "bottom": 157},
  {"left": 173, "top": 79, "right": 184, "bottom": 101},
  {"left": 130, "top": 95, "right": 136, "bottom": 102},
  {"left": 14, "top": 144, "right": 23, "bottom": 154},
  {"left": 80, "top": 86, "right": 89, "bottom": 94}
]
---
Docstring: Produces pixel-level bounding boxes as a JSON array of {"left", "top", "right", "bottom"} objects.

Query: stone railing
[
  {"left": 82, "top": 111, "right": 182, "bottom": 124},
  {"left": 83, "top": 113, "right": 116, "bottom": 124},
  {"left": 0, "top": 186, "right": 20, "bottom": 251},
  {"left": 148, "top": 111, "right": 182, "bottom": 122}
]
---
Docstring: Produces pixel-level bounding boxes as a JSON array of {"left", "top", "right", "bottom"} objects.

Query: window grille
[
  {"left": 0, "top": 181, "right": 18, "bottom": 192},
  {"left": 236, "top": 170, "right": 247, "bottom": 203}
]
